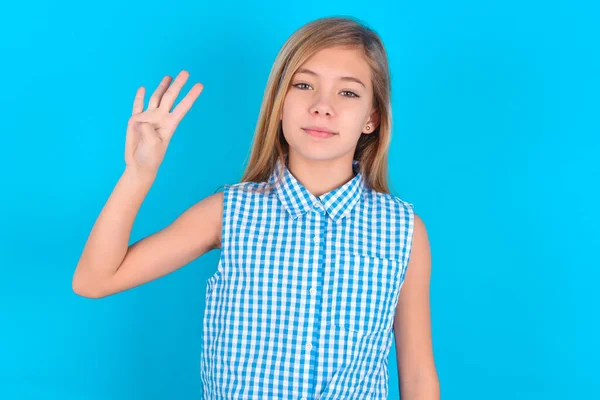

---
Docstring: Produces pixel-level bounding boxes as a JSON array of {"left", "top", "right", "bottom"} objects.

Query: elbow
[
  {"left": 72, "top": 279, "right": 101, "bottom": 298},
  {"left": 72, "top": 269, "right": 104, "bottom": 299}
]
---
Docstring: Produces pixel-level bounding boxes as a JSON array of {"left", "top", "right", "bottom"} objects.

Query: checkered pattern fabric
[{"left": 201, "top": 157, "right": 415, "bottom": 399}]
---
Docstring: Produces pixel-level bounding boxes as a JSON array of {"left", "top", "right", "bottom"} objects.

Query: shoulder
[
  {"left": 192, "top": 190, "right": 225, "bottom": 228},
  {"left": 390, "top": 194, "right": 415, "bottom": 214},
  {"left": 407, "top": 209, "right": 429, "bottom": 268},
  {"left": 208, "top": 181, "right": 276, "bottom": 246},
  {"left": 217, "top": 181, "right": 277, "bottom": 205},
  {"left": 219, "top": 181, "right": 274, "bottom": 195},
  {"left": 385, "top": 195, "right": 426, "bottom": 248},
  {"left": 366, "top": 189, "right": 415, "bottom": 217},
  {"left": 411, "top": 211, "right": 427, "bottom": 246},
  {"left": 386, "top": 195, "right": 425, "bottom": 254}
]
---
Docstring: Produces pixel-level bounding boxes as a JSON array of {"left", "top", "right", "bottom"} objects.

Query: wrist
[{"left": 123, "top": 165, "right": 157, "bottom": 185}]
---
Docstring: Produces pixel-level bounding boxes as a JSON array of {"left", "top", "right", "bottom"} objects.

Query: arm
[
  {"left": 393, "top": 212, "right": 440, "bottom": 399},
  {"left": 72, "top": 167, "right": 223, "bottom": 299}
]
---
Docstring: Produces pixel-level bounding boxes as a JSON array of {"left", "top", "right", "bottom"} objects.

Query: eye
[
  {"left": 340, "top": 90, "right": 359, "bottom": 98},
  {"left": 292, "top": 83, "right": 360, "bottom": 98},
  {"left": 292, "top": 83, "right": 312, "bottom": 90}
]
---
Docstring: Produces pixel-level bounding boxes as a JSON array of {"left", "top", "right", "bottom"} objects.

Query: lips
[
  {"left": 303, "top": 128, "right": 336, "bottom": 138},
  {"left": 302, "top": 126, "right": 337, "bottom": 139},
  {"left": 303, "top": 126, "right": 336, "bottom": 134}
]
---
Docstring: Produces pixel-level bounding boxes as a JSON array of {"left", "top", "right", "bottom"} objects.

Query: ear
[{"left": 363, "top": 107, "right": 380, "bottom": 134}]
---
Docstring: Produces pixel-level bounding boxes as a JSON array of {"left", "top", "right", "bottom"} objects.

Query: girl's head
[{"left": 240, "top": 16, "right": 394, "bottom": 194}]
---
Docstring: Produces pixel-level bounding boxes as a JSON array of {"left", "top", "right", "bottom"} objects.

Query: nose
[{"left": 309, "top": 93, "right": 335, "bottom": 117}]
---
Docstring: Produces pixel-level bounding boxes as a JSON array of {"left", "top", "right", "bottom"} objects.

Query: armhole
[
  {"left": 206, "top": 184, "right": 231, "bottom": 293},
  {"left": 400, "top": 202, "right": 416, "bottom": 284}
]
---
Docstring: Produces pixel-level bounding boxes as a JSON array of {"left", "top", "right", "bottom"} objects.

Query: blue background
[{"left": 1, "top": 1, "right": 598, "bottom": 399}]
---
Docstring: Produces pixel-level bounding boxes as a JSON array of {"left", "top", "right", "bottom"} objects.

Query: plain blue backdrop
[{"left": 1, "top": 1, "right": 598, "bottom": 399}]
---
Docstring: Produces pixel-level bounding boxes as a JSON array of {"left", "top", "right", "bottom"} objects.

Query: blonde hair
[{"left": 218, "top": 16, "right": 395, "bottom": 195}]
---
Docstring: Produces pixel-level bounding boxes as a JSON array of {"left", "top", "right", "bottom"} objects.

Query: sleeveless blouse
[{"left": 201, "top": 158, "right": 415, "bottom": 399}]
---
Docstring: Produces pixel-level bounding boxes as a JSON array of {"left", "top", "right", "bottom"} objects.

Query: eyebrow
[{"left": 294, "top": 68, "right": 366, "bottom": 88}]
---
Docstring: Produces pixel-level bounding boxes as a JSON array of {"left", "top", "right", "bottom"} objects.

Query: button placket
[
  {"left": 303, "top": 200, "right": 327, "bottom": 399},
  {"left": 312, "top": 200, "right": 326, "bottom": 215}
]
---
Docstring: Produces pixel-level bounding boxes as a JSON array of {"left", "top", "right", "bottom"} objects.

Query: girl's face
[{"left": 280, "top": 46, "right": 379, "bottom": 163}]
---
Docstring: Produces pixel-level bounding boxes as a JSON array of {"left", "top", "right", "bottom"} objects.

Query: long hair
[{"left": 217, "top": 16, "right": 395, "bottom": 195}]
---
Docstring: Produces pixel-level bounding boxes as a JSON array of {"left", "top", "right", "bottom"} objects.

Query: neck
[{"left": 286, "top": 152, "right": 356, "bottom": 197}]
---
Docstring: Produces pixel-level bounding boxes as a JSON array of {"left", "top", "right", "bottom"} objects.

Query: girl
[{"left": 73, "top": 16, "right": 439, "bottom": 400}]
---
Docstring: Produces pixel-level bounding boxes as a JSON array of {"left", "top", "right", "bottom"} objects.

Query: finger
[
  {"left": 158, "top": 70, "right": 190, "bottom": 112},
  {"left": 132, "top": 87, "right": 145, "bottom": 115},
  {"left": 136, "top": 121, "right": 161, "bottom": 144},
  {"left": 171, "top": 83, "right": 204, "bottom": 124},
  {"left": 148, "top": 76, "right": 173, "bottom": 109}
]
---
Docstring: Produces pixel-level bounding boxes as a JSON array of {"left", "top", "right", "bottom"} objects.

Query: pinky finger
[{"left": 132, "top": 86, "right": 145, "bottom": 115}]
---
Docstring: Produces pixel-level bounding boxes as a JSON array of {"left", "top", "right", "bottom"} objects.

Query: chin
[{"left": 287, "top": 145, "right": 349, "bottom": 163}]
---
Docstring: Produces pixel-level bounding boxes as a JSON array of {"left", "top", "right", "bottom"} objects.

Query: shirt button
[
  {"left": 309, "top": 287, "right": 316, "bottom": 295},
  {"left": 301, "top": 398, "right": 307, "bottom": 400},
  {"left": 313, "top": 235, "right": 320, "bottom": 243},
  {"left": 306, "top": 343, "right": 313, "bottom": 351}
]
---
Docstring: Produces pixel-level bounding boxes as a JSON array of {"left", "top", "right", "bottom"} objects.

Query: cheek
[
  {"left": 280, "top": 101, "right": 290, "bottom": 121},
  {"left": 338, "top": 107, "right": 367, "bottom": 128},
  {"left": 282, "top": 93, "right": 302, "bottom": 116},
  {"left": 280, "top": 97, "right": 300, "bottom": 138}
]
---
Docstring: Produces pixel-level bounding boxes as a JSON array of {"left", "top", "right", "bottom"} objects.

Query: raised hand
[{"left": 124, "top": 70, "right": 204, "bottom": 176}]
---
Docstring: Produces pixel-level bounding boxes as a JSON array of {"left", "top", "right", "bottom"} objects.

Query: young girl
[{"left": 73, "top": 16, "right": 439, "bottom": 400}]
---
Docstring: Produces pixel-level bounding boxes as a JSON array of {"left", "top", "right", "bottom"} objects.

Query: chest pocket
[{"left": 331, "top": 253, "right": 404, "bottom": 336}]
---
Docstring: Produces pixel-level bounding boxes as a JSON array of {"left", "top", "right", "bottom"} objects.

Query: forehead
[{"left": 295, "top": 46, "right": 371, "bottom": 86}]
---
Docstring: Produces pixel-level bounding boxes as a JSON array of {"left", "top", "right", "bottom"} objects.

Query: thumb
[{"left": 136, "top": 122, "right": 161, "bottom": 144}]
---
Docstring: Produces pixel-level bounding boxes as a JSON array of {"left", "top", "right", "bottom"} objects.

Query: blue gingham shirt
[{"left": 201, "top": 157, "right": 415, "bottom": 399}]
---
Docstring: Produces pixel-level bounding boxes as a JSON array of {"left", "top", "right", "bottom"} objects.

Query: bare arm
[
  {"left": 393, "top": 212, "right": 440, "bottom": 399},
  {"left": 72, "top": 70, "right": 216, "bottom": 298},
  {"left": 71, "top": 167, "right": 154, "bottom": 297},
  {"left": 72, "top": 170, "right": 223, "bottom": 298}
]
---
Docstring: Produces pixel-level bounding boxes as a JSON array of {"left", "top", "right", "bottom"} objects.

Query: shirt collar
[{"left": 268, "top": 156, "right": 366, "bottom": 222}]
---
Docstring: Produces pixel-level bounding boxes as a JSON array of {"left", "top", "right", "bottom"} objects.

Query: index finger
[{"left": 171, "top": 83, "right": 204, "bottom": 123}]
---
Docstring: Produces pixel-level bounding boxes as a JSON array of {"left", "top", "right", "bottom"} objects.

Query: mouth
[{"left": 302, "top": 126, "right": 337, "bottom": 138}]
